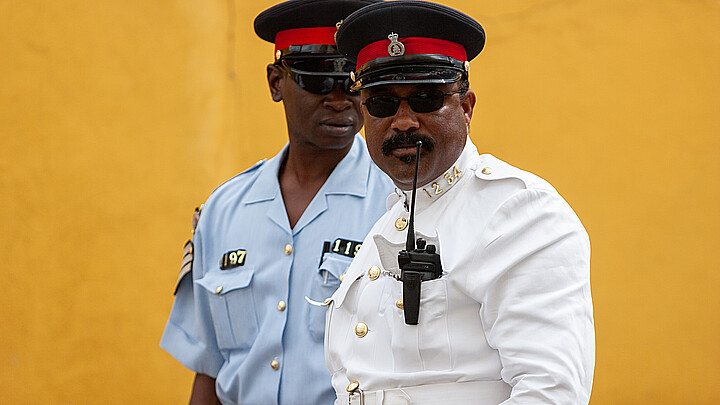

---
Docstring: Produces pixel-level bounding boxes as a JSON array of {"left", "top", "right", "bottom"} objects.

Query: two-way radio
[{"left": 397, "top": 141, "right": 443, "bottom": 325}]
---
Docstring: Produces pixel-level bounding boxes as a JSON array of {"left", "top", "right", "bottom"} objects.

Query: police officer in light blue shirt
[{"left": 160, "top": 1, "right": 392, "bottom": 404}]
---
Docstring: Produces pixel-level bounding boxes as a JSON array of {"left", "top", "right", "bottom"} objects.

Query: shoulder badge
[
  {"left": 173, "top": 205, "right": 202, "bottom": 295},
  {"left": 387, "top": 32, "right": 405, "bottom": 57}
]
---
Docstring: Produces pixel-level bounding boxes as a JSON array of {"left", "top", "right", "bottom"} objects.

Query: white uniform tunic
[{"left": 325, "top": 139, "right": 595, "bottom": 404}]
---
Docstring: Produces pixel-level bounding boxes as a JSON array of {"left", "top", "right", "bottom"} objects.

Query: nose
[
  {"left": 390, "top": 99, "right": 420, "bottom": 133},
  {"left": 323, "top": 82, "right": 353, "bottom": 112}
]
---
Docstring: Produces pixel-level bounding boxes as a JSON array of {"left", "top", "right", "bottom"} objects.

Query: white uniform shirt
[{"left": 325, "top": 139, "right": 595, "bottom": 404}]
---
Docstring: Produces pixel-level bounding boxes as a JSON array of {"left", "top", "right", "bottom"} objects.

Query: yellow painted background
[{"left": 2, "top": 0, "right": 718, "bottom": 403}]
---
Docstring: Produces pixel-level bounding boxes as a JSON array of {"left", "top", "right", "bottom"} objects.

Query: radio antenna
[{"left": 405, "top": 141, "right": 422, "bottom": 251}]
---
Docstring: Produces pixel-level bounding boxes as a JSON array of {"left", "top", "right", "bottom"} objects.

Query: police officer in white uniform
[{"left": 324, "top": 2, "right": 595, "bottom": 404}]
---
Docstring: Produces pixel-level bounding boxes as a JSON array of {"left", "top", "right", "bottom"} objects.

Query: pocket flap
[
  {"left": 319, "top": 254, "right": 352, "bottom": 279},
  {"left": 196, "top": 267, "right": 254, "bottom": 296}
]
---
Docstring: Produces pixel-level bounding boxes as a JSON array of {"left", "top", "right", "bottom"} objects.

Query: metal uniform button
[
  {"left": 277, "top": 301, "right": 286, "bottom": 311},
  {"left": 339, "top": 273, "right": 345, "bottom": 282},
  {"left": 270, "top": 360, "right": 279, "bottom": 370},
  {"left": 284, "top": 244, "right": 293, "bottom": 255},
  {"left": 368, "top": 266, "right": 380, "bottom": 280},
  {"left": 396, "top": 299, "right": 404, "bottom": 309},
  {"left": 346, "top": 381, "right": 360, "bottom": 392},
  {"left": 215, "top": 286, "right": 223, "bottom": 294},
  {"left": 481, "top": 167, "right": 492, "bottom": 175},
  {"left": 323, "top": 297, "right": 332, "bottom": 305},
  {"left": 355, "top": 322, "right": 368, "bottom": 338},
  {"left": 395, "top": 217, "right": 408, "bottom": 231}
]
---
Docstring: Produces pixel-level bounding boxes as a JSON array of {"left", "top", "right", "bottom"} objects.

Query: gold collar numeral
[{"left": 422, "top": 166, "right": 462, "bottom": 198}]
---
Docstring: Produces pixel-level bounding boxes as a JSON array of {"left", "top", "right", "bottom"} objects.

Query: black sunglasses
[
  {"left": 362, "top": 89, "right": 464, "bottom": 118},
  {"left": 278, "top": 65, "right": 357, "bottom": 96}
]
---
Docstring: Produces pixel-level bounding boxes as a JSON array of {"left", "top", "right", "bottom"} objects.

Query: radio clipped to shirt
[{"left": 397, "top": 141, "right": 443, "bottom": 325}]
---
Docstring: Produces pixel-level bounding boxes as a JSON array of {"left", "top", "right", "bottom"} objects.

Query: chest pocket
[
  {"left": 388, "top": 277, "right": 451, "bottom": 371},
  {"left": 307, "top": 254, "right": 351, "bottom": 341},
  {"left": 196, "top": 267, "right": 258, "bottom": 350}
]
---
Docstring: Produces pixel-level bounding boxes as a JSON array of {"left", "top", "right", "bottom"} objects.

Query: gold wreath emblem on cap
[
  {"left": 334, "top": 20, "right": 343, "bottom": 43},
  {"left": 387, "top": 32, "right": 405, "bottom": 57}
]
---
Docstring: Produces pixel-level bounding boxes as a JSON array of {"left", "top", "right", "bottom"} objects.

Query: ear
[
  {"left": 267, "top": 64, "right": 283, "bottom": 102},
  {"left": 460, "top": 89, "right": 476, "bottom": 127}
]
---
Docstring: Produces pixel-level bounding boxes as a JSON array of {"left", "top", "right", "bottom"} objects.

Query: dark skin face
[
  {"left": 362, "top": 82, "right": 476, "bottom": 190},
  {"left": 267, "top": 64, "right": 363, "bottom": 152}
]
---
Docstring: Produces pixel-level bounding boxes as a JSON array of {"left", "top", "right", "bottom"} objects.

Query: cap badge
[
  {"left": 387, "top": 32, "right": 405, "bottom": 57},
  {"left": 333, "top": 59, "right": 347, "bottom": 73}
]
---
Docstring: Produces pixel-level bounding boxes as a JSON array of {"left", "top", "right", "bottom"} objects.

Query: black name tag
[
  {"left": 324, "top": 238, "right": 362, "bottom": 259},
  {"left": 220, "top": 249, "right": 247, "bottom": 270}
]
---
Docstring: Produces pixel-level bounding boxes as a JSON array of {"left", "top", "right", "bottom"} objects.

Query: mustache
[{"left": 381, "top": 133, "right": 435, "bottom": 161}]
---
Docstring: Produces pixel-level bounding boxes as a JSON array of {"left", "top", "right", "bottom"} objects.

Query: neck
[{"left": 280, "top": 139, "right": 353, "bottom": 185}]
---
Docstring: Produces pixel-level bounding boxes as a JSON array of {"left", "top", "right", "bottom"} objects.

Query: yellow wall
[{"left": 1, "top": 0, "right": 718, "bottom": 403}]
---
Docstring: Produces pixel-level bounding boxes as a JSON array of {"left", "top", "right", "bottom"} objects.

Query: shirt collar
[
  {"left": 242, "top": 133, "right": 370, "bottom": 204},
  {"left": 391, "top": 136, "right": 479, "bottom": 212}
]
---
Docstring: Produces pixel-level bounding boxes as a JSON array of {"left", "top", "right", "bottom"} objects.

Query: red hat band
[
  {"left": 357, "top": 36, "right": 467, "bottom": 68},
  {"left": 274, "top": 27, "right": 338, "bottom": 52}
]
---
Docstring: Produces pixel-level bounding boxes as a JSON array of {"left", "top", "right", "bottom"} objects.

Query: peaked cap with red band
[
  {"left": 254, "top": 0, "right": 382, "bottom": 65},
  {"left": 335, "top": 0, "right": 485, "bottom": 90}
]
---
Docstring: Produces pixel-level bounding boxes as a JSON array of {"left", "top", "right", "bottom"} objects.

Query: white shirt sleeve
[{"left": 465, "top": 188, "right": 595, "bottom": 404}]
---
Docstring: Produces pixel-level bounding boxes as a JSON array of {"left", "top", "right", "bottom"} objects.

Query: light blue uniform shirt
[{"left": 161, "top": 134, "right": 394, "bottom": 405}]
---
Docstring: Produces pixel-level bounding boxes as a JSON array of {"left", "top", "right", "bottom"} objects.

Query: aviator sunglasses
[
  {"left": 277, "top": 64, "right": 357, "bottom": 96},
  {"left": 362, "top": 89, "right": 464, "bottom": 118}
]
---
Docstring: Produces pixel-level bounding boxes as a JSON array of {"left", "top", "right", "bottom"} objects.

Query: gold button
[
  {"left": 396, "top": 299, "right": 404, "bottom": 309},
  {"left": 346, "top": 381, "right": 359, "bottom": 392},
  {"left": 215, "top": 286, "right": 223, "bottom": 294},
  {"left": 368, "top": 265, "right": 381, "bottom": 280},
  {"left": 277, "top": 301, "right": 286, "bottom": 311},
  {"left": 275, "top": 50, "right": 282, "bottom": 60},
  {"left": 481, "top": 167, "right": 492, "bottom": 175},
  {"left": 323, "top": 297, "right": 332, "bottom": 305},
  {"left": 395, "top": 217, "right": 408, "bottom": 231},
  {"left": 339, "top": 273, "right": 345, "bottom": 282},
  {"left": 270, "top": 360, "right": 279, "bottom": 370},
  {"left": 284, "top": 244, "right": 293, "bottom": 255},
  {"left": 355, "top": 322, "right": 368, "bottom": 338}
]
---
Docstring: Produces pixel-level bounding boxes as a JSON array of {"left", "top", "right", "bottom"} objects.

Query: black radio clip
[{"left": 397, "top": 141, "right": 443, "bottom": 325}]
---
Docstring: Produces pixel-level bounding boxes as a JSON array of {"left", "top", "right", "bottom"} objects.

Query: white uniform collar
[{"left": 391, "top": 137, "right": 479, "bottom": 212}]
